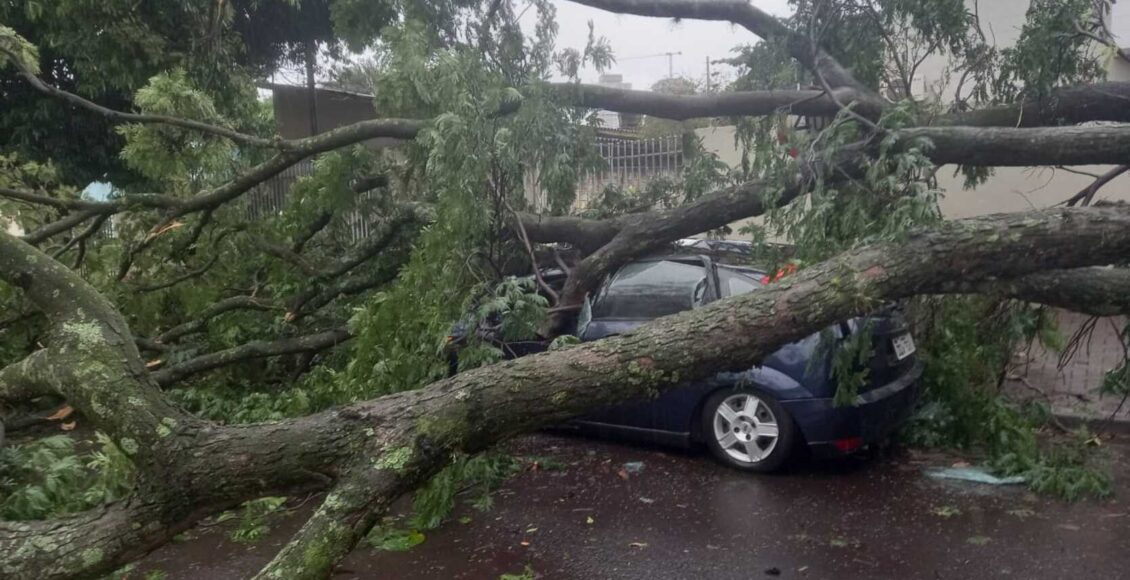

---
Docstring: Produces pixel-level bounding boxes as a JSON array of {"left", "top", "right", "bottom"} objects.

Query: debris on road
[{"left": 926, "top": 466, "right": 1025, "bottom": 485}]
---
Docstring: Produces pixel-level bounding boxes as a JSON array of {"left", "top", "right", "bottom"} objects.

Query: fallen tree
[
  {"left": 2, "top": 0, "right": 1130, "bottom": 577},
  {"left": 2, "top": 205, "right": 1130, "bottom": 579}
]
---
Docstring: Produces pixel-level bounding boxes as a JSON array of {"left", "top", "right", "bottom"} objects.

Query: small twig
[
  {"left": 1016, "top": 377, "right": 1071, "bottom": 434},
  {"left": 50, "top": 213, "right": 109, "bottom": 260},
  {"left": 1058, "top": 315, "right": 1100, "bottom": 371},
  {"left": 1106, "top": 318, "right": 1130, "bottom": 424},
  {"left": 503, "top": 198, "right": 559, "bottom": 305}
]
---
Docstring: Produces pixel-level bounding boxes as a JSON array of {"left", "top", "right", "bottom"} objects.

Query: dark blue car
[
  {"left": 573, "top": 254, "right": 922, "bottom": 472},
  {"left": 452, "top": 251, "right": 922, "bottom": 473}
]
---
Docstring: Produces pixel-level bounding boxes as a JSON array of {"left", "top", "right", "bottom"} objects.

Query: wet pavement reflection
[{"left": 136, "top": 433, "right": 1130, "bottom": 580}]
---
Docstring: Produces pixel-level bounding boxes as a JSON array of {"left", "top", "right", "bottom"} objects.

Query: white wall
[{"left": 2, "top": 216, "right": 23, "bottom": 237}]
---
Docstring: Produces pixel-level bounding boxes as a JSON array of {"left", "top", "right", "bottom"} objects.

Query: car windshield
[{"left": 592, "top": 260, "right": 708, "bottom": 319}]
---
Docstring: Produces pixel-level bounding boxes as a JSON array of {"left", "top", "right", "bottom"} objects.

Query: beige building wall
[{"left": 921, "top": 0, "right": 1130, "bottom": 218}]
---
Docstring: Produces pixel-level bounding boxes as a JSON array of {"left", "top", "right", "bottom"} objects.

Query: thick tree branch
[
  {"left": 150, "top": 328, "right": 353, "bottom": 387},
  {"left": 517, "top": 212, "right": 623, "bottom": 254},
  {"left": 550, "top": 82, "right": 868, "bottom": 119},
  {"left": 937, "top": 81, "right": 1130, "bottom": 127},
  {"left": 907, "top": 125, "right": 1130, "bottom": 166},
  {"left": 253, "top": 203, "right": 1130, "bottom": 579},
  {"left": 981, "top": 267, "right": 1130, "bottom": 317},
  {"left": 0, "top": 187, "right": 110, "bottom": 211},
  {"left": 21, "top": 209, "right": 102, "bottom": 245},
  {"left": 0, "top": 232, "right": 198, "bottom": 460},
  {"left": 0, "top": 351, "right": 53, "bottom": 407},
  {"left": 1, "top": 52, "right": 282, "bottom": 149}
]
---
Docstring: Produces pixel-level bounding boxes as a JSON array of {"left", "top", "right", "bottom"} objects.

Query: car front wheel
[{"left": 702, "top": 389, "right": 796, "bottom": 472}]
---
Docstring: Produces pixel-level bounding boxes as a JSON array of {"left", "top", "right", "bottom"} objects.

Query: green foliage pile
[
  {"left": 226, "top": 496, "right": 290, "bottom": 544},
  {"left": 0, "top": 433, "right": 134, "bottom": 520},
  {"left": 903, "top": 297, "right": 1112, "bottom": 499},
  {"left": 342, "top": 12, "right": 610, "bottom": 397},
  {"left": 367, "top": 453, "right": 524, "bottom": 551}
]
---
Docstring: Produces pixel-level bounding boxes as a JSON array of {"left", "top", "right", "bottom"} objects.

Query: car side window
[
  {"left": 717, "top": 266, "right": 764, "bottom": 297},
  {"left": 592, "top": 260, "right": 709, "bottom": 319}
]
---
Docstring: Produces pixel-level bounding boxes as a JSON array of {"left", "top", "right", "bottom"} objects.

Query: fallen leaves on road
[
  {"left": 46, "top": 405, "right": 74, "bottom": 421},
  {"left": 933, "top": 505, "right": 961, "bottom": 518}
]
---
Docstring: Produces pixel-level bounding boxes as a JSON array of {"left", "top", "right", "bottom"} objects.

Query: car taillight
[{"left": 832, "top": 437, "right": 863, "bottom": 453}]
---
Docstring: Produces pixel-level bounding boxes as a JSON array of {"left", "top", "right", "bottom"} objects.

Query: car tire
[{"left": 702, "top": 388, "right": 797, "bottom": 473}]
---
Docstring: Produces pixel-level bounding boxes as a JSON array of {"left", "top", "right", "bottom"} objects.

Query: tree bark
[{"left": 980, "top": 267, "right": 1130, "bottom": 317}]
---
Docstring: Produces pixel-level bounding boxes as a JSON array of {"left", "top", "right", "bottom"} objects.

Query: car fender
[{"left": 689, "top": 365, "right": 817, "bottom": 441}]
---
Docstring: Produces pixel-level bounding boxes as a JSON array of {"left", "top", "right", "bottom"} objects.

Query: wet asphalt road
[{"left": 136, "top": 433, "right": 1130, "bottom": 580}]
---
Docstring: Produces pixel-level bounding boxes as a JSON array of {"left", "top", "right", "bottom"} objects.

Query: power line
[{"left": 619, "top": 51, "right": 682, "bottom": 78}]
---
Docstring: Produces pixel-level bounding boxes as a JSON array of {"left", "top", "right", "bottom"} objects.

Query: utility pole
[
  {"left": 705, "top": 56, "right": 711, "bottom": 93},
  {"left": 304, "top": 39, "right": 319, "bottom": 136}
]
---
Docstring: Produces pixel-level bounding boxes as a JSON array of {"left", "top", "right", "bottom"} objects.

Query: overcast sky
[
  {"left": 547, "top": 0, "right": 1130, "bottom": 90},
  {"left": 546, "top": 0, "right": 792, "bottom": 89}
]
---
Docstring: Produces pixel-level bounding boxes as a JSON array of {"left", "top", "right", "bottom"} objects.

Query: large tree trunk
[{"left": 3, "top": 205, "right": 1130, "bottom": 579}]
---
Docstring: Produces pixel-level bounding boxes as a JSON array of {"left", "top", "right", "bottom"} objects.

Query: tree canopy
[{"left": 1, "top": 0, "right": 1129, "bottom": 578}]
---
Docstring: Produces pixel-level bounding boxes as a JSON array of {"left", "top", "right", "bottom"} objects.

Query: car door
[{"left": 579, "top": 256, "right": 717, "bottom": 431}]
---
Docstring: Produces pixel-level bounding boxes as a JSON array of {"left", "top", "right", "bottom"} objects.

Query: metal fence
[
  {"left": 572, "top": 134, "right": 684, "bottom": 208},
  {"left": 246, "top": 160, "right": 315, "bottom": 221},
  {"left": 244, "top": 160, "right": 390, "bottom": 244}
]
